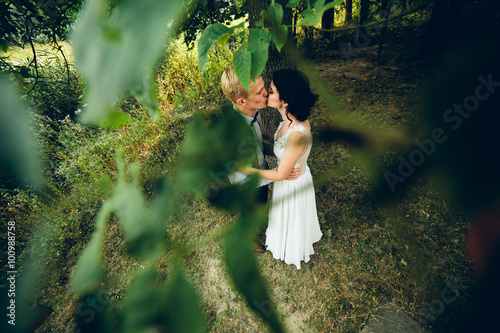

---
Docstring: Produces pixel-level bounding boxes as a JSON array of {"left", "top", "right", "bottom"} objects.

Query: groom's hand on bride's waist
[{"left": 285, "top": 168, "right": 301, "bottom": 180}]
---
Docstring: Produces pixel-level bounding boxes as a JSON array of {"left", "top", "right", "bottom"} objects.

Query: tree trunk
[
  {"left": 377, "top": 0, "right": 395, "bottom": 62},
  {"left": 345, "top": 0, "right": 353, "bottom": 24},
  {"left": 417, "top": 0, "right": 466, "bottom": 59},
  {"left": 380, "top": 0, "right": 389, "bottom": 14},
  {"left": 248, "top": 0, "right": 294, "bottom": 162},
  {"left": 292, "top": 9, "right": 297, "bottom": 39},
  {"left": 321, "top": 0, "right": 335, "bottom": 39},
  {"left": 358, "top": 0, "right": 371, "bottom": 37}
]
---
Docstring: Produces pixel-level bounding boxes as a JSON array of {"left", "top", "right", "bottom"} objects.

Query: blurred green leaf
[
  {"left": 299, "top": 0, "right": 343, "bottom": 26},
  {"left": 176, "top": 113, "right": 214, "bottom": 193},
  {"left": 286, "top": 0, "right": 305, "bottom": 8},
  {"left": 163, "top": 264, "right": 204, "bottom": 333},
  {"left": 269, "top": 25, "right": 288, "bottom": 52},
  {"left": 71, "top": 0, "right": 184, "bottom": 126},
  {"left": 99, "top": 108, "right": 132, "bottom": 128},
  {"left": 268, "top": 0, "right": 284, "bottom": 24},
  {"left": 225, "top": 212, "right": 283, "bottom": 333},
  {"left": 150, "top": 176, "right": 177, "bottom": 226},
  {"left": 75, "top": 290, "right": 112, "bottom": 333},
  {"left": 177, "top": 106, "right": 256, "bottom": 196},
  {"left": 111, "top": 161, "right": 171, "bottom": 259},
  {"left": 233, "top": 45, "right": 252, "bottom": 92},
  {"left": 19, "top": 66, "right": 32, "bottom": 78},
  {"left": 248, "top": 29, "right": 271, "bottom": 81},
  {"left": 0, "top": 39, "right": 8, "bottom": 52},
  {"left": 198, "top": 22, "right": 244, "bottom": 74},
  {"left": 0, "top": 76, "right": 41, "bottom": 186},
  {"left": 198, "top": 23, "right": 232, "bottom": 74},
  {"left": 123, "top": 265, "right": 203, "bottom": 333},
  {"left": 123, "top": 269, "right": 167, "bottom": 333},
  {"left": 208, "top": 174, "right": 260, "bottom": 214},
  {"left": 268, "top": 0, "right": 288, "bottom": 52},
  {"left": 71, "top": 202, "right": 112, "bottom": 294},
  {"left": 131, "top": 72, "right": 160, "bottom": 121}
]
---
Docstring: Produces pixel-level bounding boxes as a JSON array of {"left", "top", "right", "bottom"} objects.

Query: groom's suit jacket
[{"left": 228, "top": 107, "right": 270, "bottom": 187}]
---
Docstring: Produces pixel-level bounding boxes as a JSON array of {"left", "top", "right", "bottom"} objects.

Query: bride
[{"left": 240, "top": 69, "right": 322, "bottom": 269}]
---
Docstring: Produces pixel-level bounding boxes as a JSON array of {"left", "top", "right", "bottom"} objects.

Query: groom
[{"left": 221, "top": 66, "right": 271, "bottom": 202}]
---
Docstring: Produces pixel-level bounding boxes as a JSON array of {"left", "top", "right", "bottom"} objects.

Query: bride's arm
[{"left": 240, "top": 132, "right": 307, "bottom": 181}]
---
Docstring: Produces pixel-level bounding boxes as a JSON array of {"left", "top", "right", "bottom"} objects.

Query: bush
[{"left": 156, "top": 37, "right": 234, "bottom": 110}]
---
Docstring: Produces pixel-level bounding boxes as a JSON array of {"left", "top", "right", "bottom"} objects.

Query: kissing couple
[{"left": 221, "top": 66, "right": 322, "bottom": 270}]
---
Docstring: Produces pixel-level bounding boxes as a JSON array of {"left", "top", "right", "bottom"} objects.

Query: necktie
[
  {"left": 250, "top": 111, "right": 261, "bottom": 169},
  {"left": 250, "top": 111, "right": 259, "bottom": 126}
]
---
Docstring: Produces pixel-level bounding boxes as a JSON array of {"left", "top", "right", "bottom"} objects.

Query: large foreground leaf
[
  {"left": 71, "top": 0, "right": 185, "bottom": 126},
  {"left": 268, "top": 0, "right": 288, "bottom": 51},
  {"left": 71, "top": 202, "right": 112, "bottom": 294},
  {"left": 198, "top": 22, "right": 244, "bottom": 74},
  {"left": 248, "top": 29, "right": 271, "bottom": 81},
  {"left": 123, "top": 265, "right": 203, "bottom": 333},
  {"left": 111, "top": 157, "right": 174, "bottom": 259},
  {"left": 0, "top": 76, "right": 41, "bottom": 186},
  {"left": 233, "top": 45, "right": 252, "bottom": 92},
  {"left": 177, "top": 106, "right": 256, "bottom": 195},
  {"left": 225, "top": 212, "right": 284, "bottom": 333}
]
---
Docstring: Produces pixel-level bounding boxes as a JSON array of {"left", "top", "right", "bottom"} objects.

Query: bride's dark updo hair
[{"left": 273, "top": 69, "right": 318, "bottom": 122}]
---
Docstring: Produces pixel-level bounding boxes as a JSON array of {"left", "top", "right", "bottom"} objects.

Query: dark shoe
[{"left": 254, "top": 242, "right": 265, "bottom": 253}]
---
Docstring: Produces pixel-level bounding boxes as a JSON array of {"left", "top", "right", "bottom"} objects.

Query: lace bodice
[{"left": 274, "top": 121, "right": 312, "bottom": 177}]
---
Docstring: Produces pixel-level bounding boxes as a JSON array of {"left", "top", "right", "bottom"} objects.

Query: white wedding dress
[{"left": 265, "top": 121, "right": 323, "bottom": 269}]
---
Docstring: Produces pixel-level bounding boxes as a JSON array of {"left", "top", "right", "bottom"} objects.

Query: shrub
[{"left": 156, "top": 37, "right": 234, "bottom": 109}]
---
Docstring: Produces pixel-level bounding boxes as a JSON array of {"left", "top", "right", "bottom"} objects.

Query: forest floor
[
  {"left": 31, "top": 19, "right": 484, "bottom": 333},
  {"left": 172, "top": 38, "right": 479, "bottom": 332}
]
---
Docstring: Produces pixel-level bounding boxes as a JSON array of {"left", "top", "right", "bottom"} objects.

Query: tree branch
[
  {"left": 25, "top": 20, "right": 39, "bottom": 94},
  {"left": 0, "top": 57, "right": 16, "bottom": 73},
  {"left": 52, "top": 31, "right": 71, "bottom": 86}
]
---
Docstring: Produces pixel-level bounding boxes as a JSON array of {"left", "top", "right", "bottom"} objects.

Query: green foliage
[
  {"left": 233, "top": 45, "right": 252, "bottom": 91},
  {"left": 0, "top": 0, "right": 81, "bottom": 77},
  {"left": 157, "top": 37, "right": 233, "bottom": 108},
  {"left": 198, "top": 22, "right": 245, "bottom": 75},
  {"left": 26, "top": 55, "right": 84, "bottom": 121},
  {"left": 176, "top": 106, "right": 256, "bottom": 195},
  {"left": 0, "top": 76, "right": 41, "bottom": 187},
  {"left": 64, "top": 101, "right": 284, "bottom": 330},
  {"left": 70, "top": 0, "right": 185, "bottom": 126},
  {"left": 267, "top": 0, "right": 288, "bottom": 51},
  {"left": 70, "top": 202, "right": 112, "bottom": 294},
  {"left": 111, "top": 158, "right": 174, "bottom": 260},
  {"left": 177, "top": 0, "right": 247, "bottom": 50},
  {"left": 195, "top": 0, "right": 346, "bottom": 89},
  {"left": 225, "top": 211, "right": 284, "bottom": 333},
  {"left": 299, "top": 0, "right": 345, "bottom": 26},
  {"left": 123, "top": 265, "right": 204, "bottom": 333},
  {"left": 248, "top": 29, "right": 271, "bottom": 81}
]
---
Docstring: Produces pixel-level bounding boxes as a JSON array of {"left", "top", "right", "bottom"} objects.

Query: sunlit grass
[{"left": 1, "top": 41, "right": 73, "bottom": 65}]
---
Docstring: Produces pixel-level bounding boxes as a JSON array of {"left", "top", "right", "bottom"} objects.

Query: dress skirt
[{"left": 265, "top": 166, "right": 322, "bottom": 269}]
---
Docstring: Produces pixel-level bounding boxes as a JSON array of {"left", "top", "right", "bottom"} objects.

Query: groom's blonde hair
[{"left": 221, "top": 66, "right": 249, "bottom": 104}]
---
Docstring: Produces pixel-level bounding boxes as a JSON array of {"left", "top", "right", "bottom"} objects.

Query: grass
[
  {"left": 1, "top": 18, "right": 480, "bottom": 333},
  {"left": 1, "top": 41, "right": 73, "bottom": 66}
]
